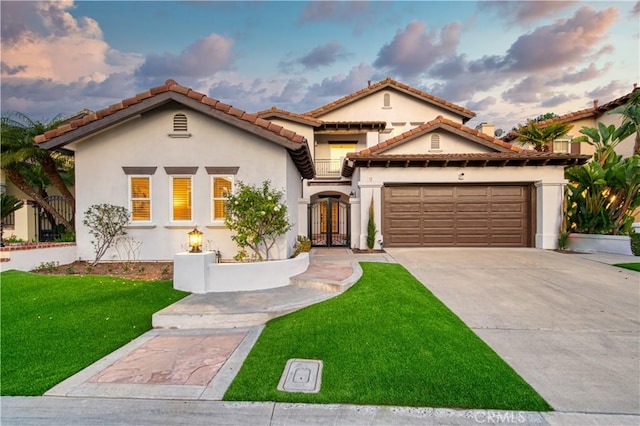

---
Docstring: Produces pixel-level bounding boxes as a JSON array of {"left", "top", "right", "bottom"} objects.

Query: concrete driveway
[{"left": 386, "top": 248, "right": 640, "bottom": 415}]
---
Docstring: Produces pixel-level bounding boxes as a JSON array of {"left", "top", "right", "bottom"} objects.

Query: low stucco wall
[
  {"left": 567, "top": 234, "right": 633, "bottom": 256},
  {"left": 173, "top": 251, "right": 310, "bottom": 293},
  {"left": 0, "top": 243, "right": 77, "bottom": 272},
  {"left": 207, "top": 252, "right": 309, "bottom": 292}
]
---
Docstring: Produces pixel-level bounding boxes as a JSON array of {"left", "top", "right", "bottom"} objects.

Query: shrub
[
  {"left": 82, "top": 204, "right": 129, "bottom": 266},
  {"left": 225, "top": 181, "right": 292, "bottom": 261},
  {"left": 631, "top": 233, "right": 640, "bottom": 256},
  {"left": 293, "top": 235, "right": 311, "bottom": 257},
  {"left": 366, "top": 198, "right": 376, "bottom": 249}
]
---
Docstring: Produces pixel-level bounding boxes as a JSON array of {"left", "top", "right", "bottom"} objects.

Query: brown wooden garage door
[{"left": 383, "top": 184, "right": 532, "bottom": 247}]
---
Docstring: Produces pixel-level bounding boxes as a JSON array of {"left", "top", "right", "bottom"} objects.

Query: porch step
[
  {"left": 152, "top": 285, "right": 336, "bottom": 329},
  {"left": 290, "top": 261, "right": 362, "bottom": 293}
]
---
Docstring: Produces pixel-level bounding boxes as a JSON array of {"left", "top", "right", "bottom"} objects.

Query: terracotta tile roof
[
  {"left": 304, "top": 77, "right": 476, "bottom": 122},
  {"left": 35, "top": 79, "right": 308, "bottom": 147},
  {"left": 35, "top": 79, "right": 315, "bottom": 178},
  {"left": 503, "top": 85, "right": 638, "bottom": 142},
  {"left": 341, "top": 152, "right": 590, "bottom": 177},
  {"left": 355, "top": 115, "right": 521, "bottom": 156},
  {"left": 255, "top": 107, "right": 324, "bottom": 126}
]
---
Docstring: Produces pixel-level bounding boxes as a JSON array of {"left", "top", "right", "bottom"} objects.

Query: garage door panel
[
  {"left": 388, "top": 187, "right": 421, "bottom": 198},
  {"left": 492, "top": 202, "right": 525, "bottom": 213},
  {"left": 423, "top": 203, "right": 455, "bottom": 213},
  {"left": 387, "top": 202, "right": 421, "bottom": 213},
  {"left": 457, "top": 203, "right": 489, "bottom": 212},
  {"left": 423, "top": 187, "right": 455, "bottom": 197},
  {"left": 491, "top": 186, "right": 525, "bottom": 197},
  {"left": 384, "top": 184, "right": 530, "bottom": 247}
]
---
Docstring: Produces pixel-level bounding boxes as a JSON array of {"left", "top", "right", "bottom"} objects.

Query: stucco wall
[
  {"left": 316, "top": 89, "right": 466, "bottom": 125},
  {"left": 383, "top": 131, "right": 495, "bottom": 155},
  {"left": 70, "top": 104, "right": 296, "bottom": 261}
]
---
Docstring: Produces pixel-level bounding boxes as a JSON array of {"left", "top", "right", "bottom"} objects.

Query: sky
[{"left": 1, "top": 0, "right": 639, "bottom": 132}]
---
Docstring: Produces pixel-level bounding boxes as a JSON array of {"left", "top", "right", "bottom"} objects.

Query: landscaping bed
[{"left": 33, "top": 260, "right": 173, "bottom": 281}]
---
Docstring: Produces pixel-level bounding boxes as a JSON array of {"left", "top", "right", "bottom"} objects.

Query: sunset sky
[{"left": 1, "top": 1, "right": 638, "bottom": 132}]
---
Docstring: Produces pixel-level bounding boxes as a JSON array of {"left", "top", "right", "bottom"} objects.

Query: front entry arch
[{"left": 308, "top": 197, "right": 350, "bottom": 247}]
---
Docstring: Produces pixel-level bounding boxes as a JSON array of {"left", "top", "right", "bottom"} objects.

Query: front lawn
[
  {"left": 614, "top": 263, "right": 640, "bottom": 272},
  {"left": 225, "top": 262, "right": 550, "bottom": 411},
  {"left": 0, "top": 270, "right": 188, "bottom": 395}
]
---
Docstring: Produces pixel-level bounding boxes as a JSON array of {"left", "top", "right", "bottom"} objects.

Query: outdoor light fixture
[{"left": 188, "top": 227, "right": 203, "bottom": 253}]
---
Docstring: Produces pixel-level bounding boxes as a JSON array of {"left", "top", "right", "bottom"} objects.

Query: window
[
  {"left": 430, "top": 134, "right": 441, "bottom": 150},
  {"left": 212, "top": 176, "right": 233, "bottom": 221},
  {"left": 173, "top": 113, "right": 187, "bottom": 132},
  {"left": 129, "top": 176, "right": 151, "bottom": 221},
  {"left": 383, "top": 93, "right": 391, "bottom": 108},
  {"left": 171, "top": 176, "right": 192, "bottom": 221},
  {"left": 553, "top": 139, "right": 571, "bottom": 154}
]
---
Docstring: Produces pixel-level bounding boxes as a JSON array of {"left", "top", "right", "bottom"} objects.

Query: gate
[
  {"left": 308, "top": 198, "right": 350, "bottom": 247},
  {"left": 34, "top": 195, "right": 73, "bottom": 241}
]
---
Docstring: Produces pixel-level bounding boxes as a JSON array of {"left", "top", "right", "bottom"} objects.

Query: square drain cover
[{"left": 277, "top": 358, "right": 322, "bottom": 393}]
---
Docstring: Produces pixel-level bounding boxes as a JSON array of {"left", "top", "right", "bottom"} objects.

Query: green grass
[
  {"left": 0, "top": 270, "right": 188, "bottom": 396},
  {"left": 225, "top": 263, "right": 550, "bottom": 411},
  {"left": 614, "top": 263, "right": 640, "bottom": 272}
]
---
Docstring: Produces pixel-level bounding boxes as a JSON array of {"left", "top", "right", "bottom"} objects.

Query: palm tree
[
  {"left": 610, "top": 89, "right": 640, "bottom": 155},
  {"left": 516, "top": 121, "right": 573, "bottom": 152},
  {"left": 1, "top": 113, "right": 75, "bottom": 231},
  {"left": 0, "top": 193, "right": 24, "bottom": 247}
]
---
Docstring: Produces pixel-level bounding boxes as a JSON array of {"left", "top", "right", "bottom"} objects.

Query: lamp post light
[{"left": 188, "top": 227, "right": 203, "bottom": 253}]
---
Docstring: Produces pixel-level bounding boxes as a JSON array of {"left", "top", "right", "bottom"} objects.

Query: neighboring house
[
  {"left": 37, "top": 77, "right": 588, "bottom": 261},
  {"left": 503, "top": 85, "right": 638, "bottom": 157},
  {"left": 37, "top": 79, "right": 313, "bottom": 261}
]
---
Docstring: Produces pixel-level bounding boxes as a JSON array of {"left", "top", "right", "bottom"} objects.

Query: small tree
[
  {"left": 516, "top": 121, "right": 573, "bottom": 152},
  {"left": 83, "top": 204, "right": 129, "bottom": 265},
  {"left": 366, "top": 198, "right": 376, "bottom": 250},
  {"left": 224, "top": 181, "right": 292, "bottom": 261},
  {"left": 0, "top": 194, "right": 24, "bottom": 247}
]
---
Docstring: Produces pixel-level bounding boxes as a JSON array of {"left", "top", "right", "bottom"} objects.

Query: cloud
[
  {"left": 540, "top": 93, "right": 580, "bottom": 108},
  {"left": 633, "top": 2, "right": 640, "bottom": 15},
  {"left": 546, "top": 63, "right": 611, "bottom": 86},
  {"left": 502, "top": 76, "right": 546, "bottom": 104},
  {"left": 305, "top": 63, "right": 374, "bottom": 99},
  {"left": 1, "top": 62, "right": 27, "bottom": 76},
  {"left": 0, "top": 1, "right": 143, "bottom": 84},
  {"left": 298, "top": 1, "right": 369, "bottom": 24},
  {"left": 298, "top": 41, "right": 347, "bottom": 70},
  {"left": 503, "top": 6, "right": 618, "bottom": 72},
  {"left": 585, "top": 80, "right": 630, "bottom": 100},
  {"left": 135, "top": 33, "right": 234, "bottom": 79},
  {"left": 478, "top": 1, "right": 577, "bottom": 25},
  {"left": 466, "top": 96, "right": 497, "bottom": 111},
  {"left": 373, "top": 21, "right": 461, "bottom": 79},
  {"left": 269, "top": 78, "right": 308, "bottom": 104}
]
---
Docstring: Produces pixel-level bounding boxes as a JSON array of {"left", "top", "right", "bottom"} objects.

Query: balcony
[{"left": 314, "top": 159, "right": 343, "bottom": 178}]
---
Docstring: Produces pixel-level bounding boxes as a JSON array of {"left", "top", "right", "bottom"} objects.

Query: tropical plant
[
  {"left": 82, "top": 204, "right": 130, "bottom": 265},
  {"left": 224, "top": 181, "right": 292, "bottom": 261},
  {"left": 366, "top": 198, "right": 376, "bottom": 249},
  {"left": 573, "top": 122, "right": 635, "bottom": 165},
  {"left": 516, "top": 121, "right": 573, "bottom": 152},
  {"left": 0, "top": 193, "right": 24, "bottom": 247},
  {"left": 609, "top": 89, "right": 640, "bottom": 155},
  {"left": 1, "top": 113, "right": 75, "bottom": 231},
  {"left": 293, "top": 235, "right": 311, "bottom": 257},
  {"left": 564, "top": 123, "right": 640, "bottom": 236}
]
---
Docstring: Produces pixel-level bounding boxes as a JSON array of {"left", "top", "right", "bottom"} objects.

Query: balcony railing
[{"left": 314, "top": 159, "right": 342, "bottom": 178}]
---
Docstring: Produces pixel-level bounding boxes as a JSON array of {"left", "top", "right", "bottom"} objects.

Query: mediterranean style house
[{"left": 36, "top": 78, "right": 588, "bottom": 261}]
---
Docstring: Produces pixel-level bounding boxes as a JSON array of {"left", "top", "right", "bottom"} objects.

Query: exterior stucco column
[
  {"left": 535, "top": 179, "right": 567, "bottom": 249},
  {"left": 358, "top": 181, "right": 383, "bottom": 250},
  {"left": 298, "top": 198, "right": 309, "bottom": 238}
]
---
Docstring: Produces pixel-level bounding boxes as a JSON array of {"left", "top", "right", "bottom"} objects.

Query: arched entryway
[{"left": 308, "top": 192, "right": 350, "bottom": 247}]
